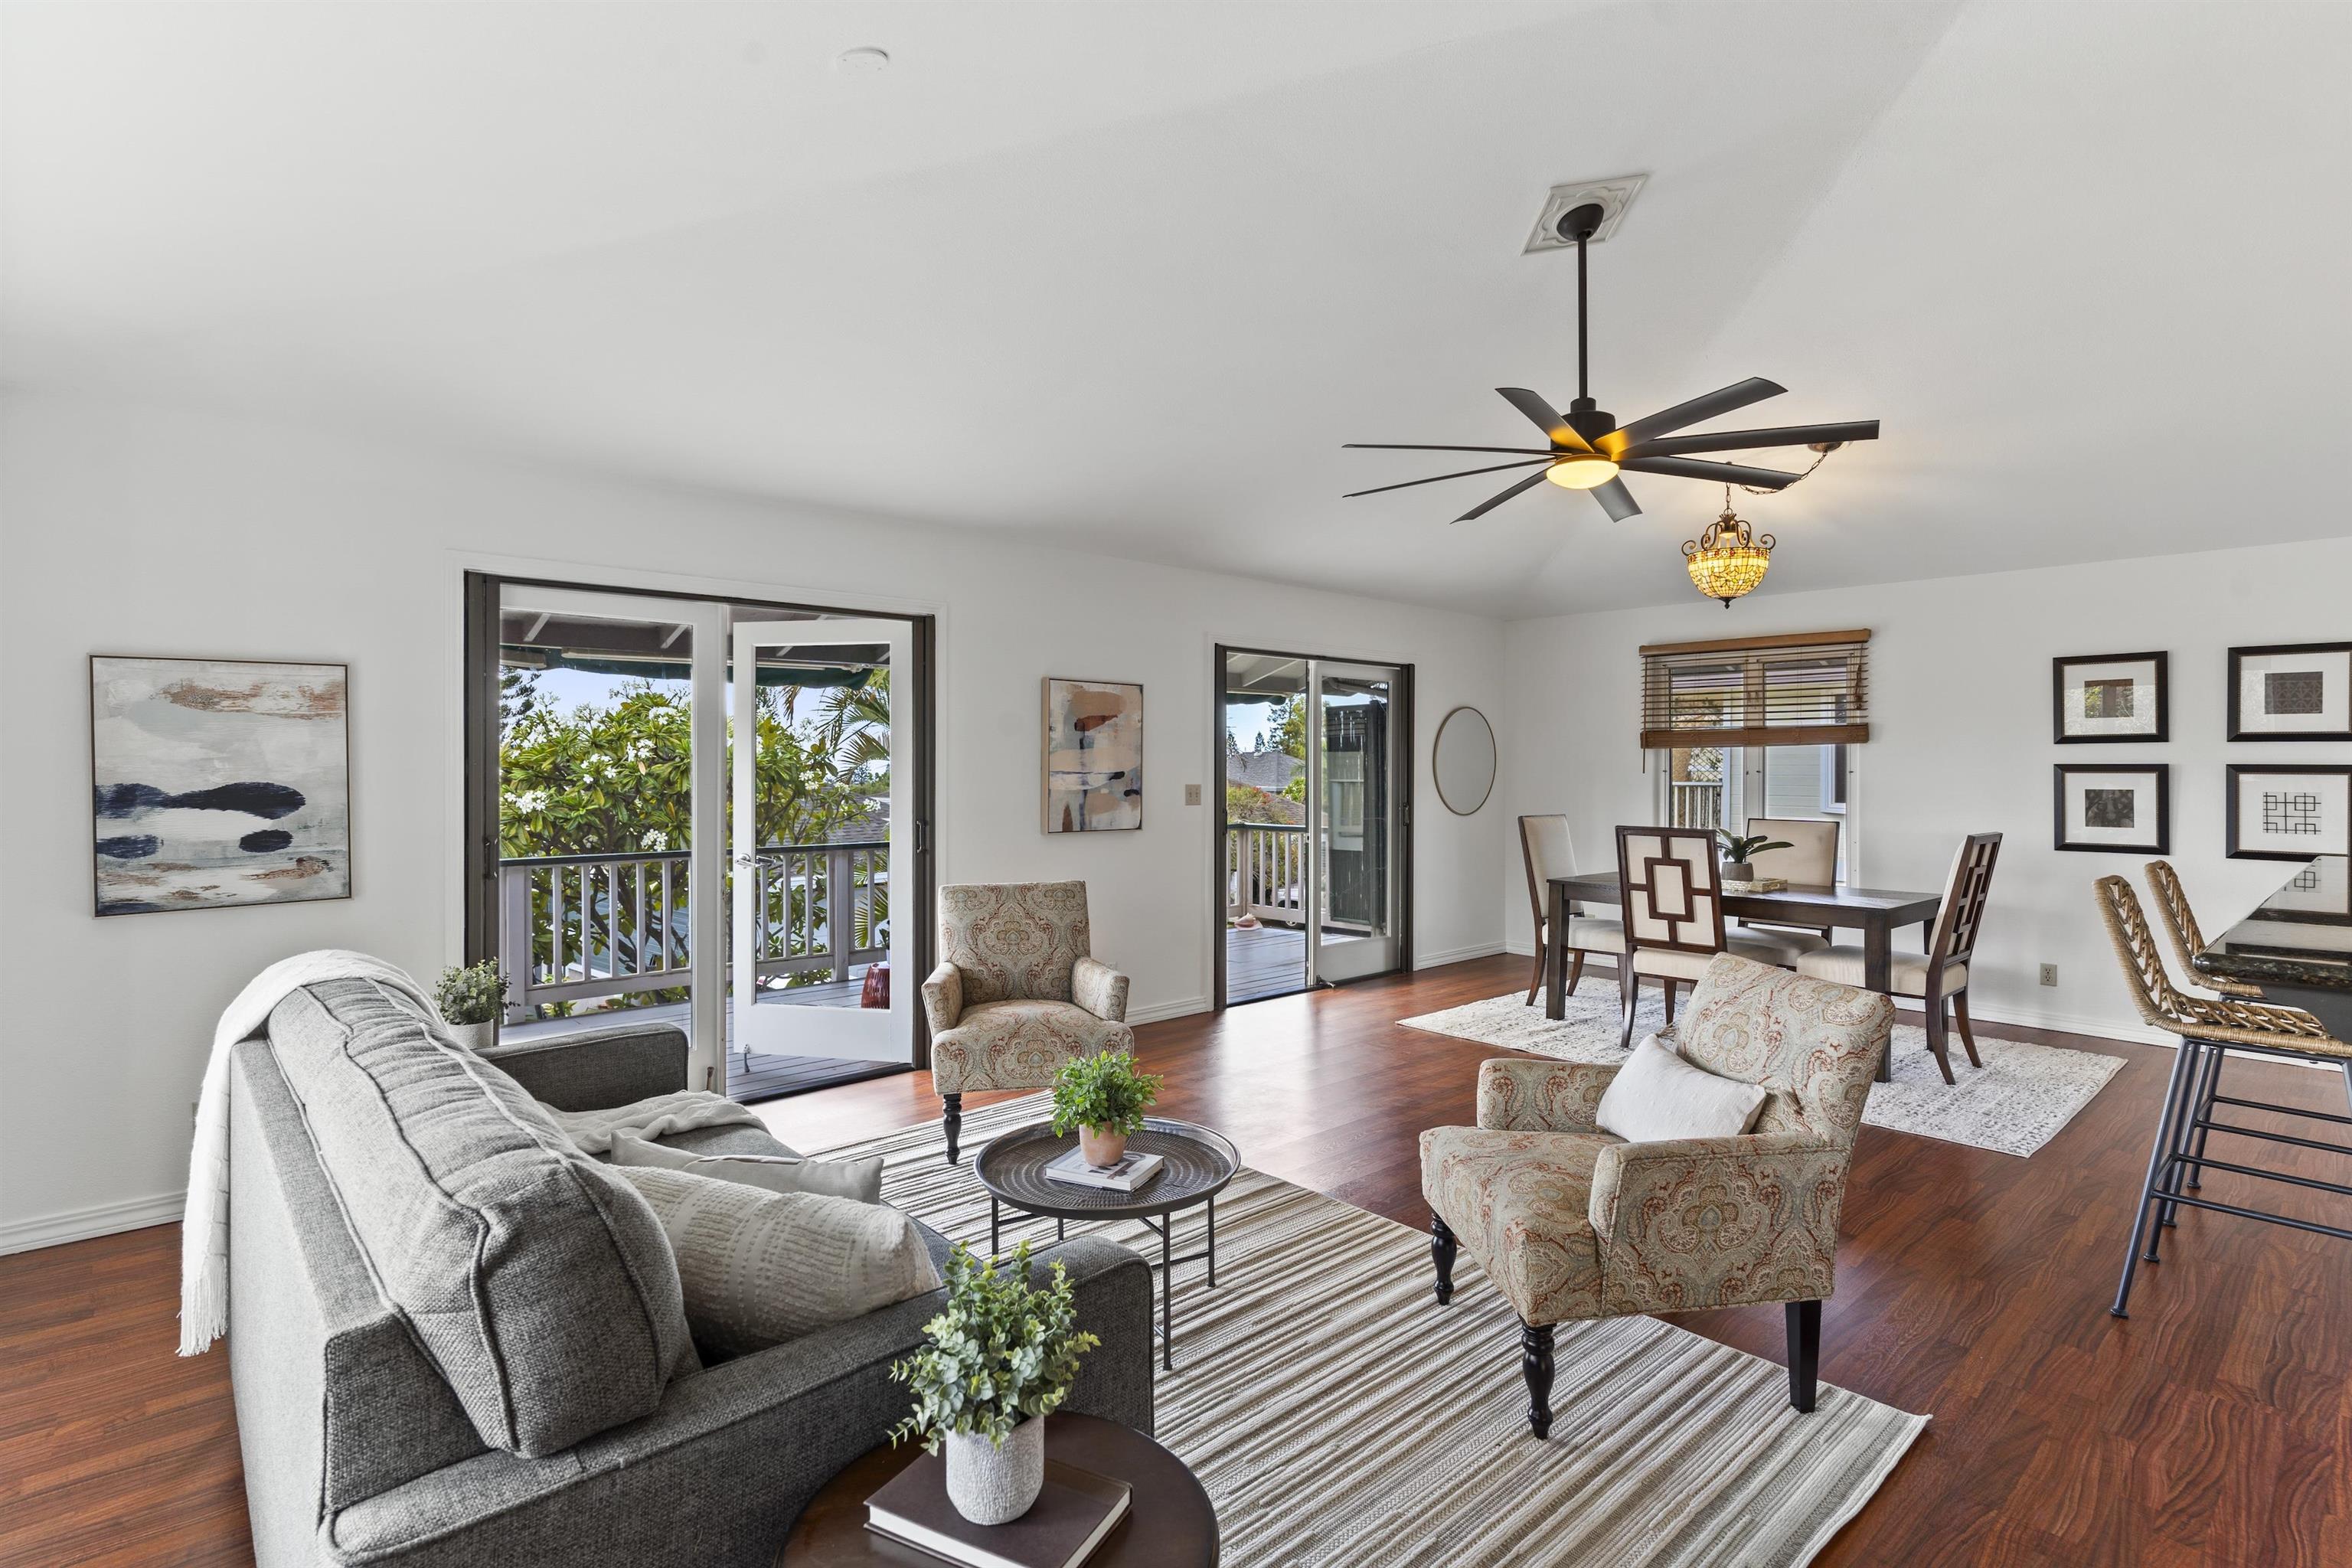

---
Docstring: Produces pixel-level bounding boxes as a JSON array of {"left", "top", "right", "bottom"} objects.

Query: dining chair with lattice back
[
  {"left": 1520, "top": 815, "right": 1623, "bottom": 1007},
  {"left": 1613, "top": 825, "right": 1822, "bottom": 1048},
  {"left": 2094, "top": 874, "right": 2352, "bottom": 1318}
]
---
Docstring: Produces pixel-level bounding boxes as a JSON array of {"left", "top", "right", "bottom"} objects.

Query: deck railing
[
  {"left": 1667, "top": 781, "right": 1725, "bottom": 830},
  {"left": 497, "top": 841, "right": 887, "bottom": 1021},
  {"left": 1227, "top": 822, "right": 1305, "bottom": 924}
]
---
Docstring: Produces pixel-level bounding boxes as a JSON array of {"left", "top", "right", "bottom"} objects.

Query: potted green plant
[
  {"left": 1050, "top": 1049, "right": 1163, "bottom": 1168},
  {"left": 1714, "top": 828, "right": 1793, "bottom": 884},
  {"left": 889, "top": 1243, "right": 1101, "bottom": 1524},
  {"left": 433, "top": 961, "right": 508, "bottom": 1052}
]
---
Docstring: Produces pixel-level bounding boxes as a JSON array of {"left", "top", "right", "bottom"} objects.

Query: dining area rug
[
  {"left": 1397, "top": 988, "right": 2125, "bottom": 1158},
  {"left": 818, "top": 1093, "right": 1929, "bottom": 1568}
]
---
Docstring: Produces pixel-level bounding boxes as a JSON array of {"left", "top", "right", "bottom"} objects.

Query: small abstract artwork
[
  {"left": 2082, "top": 789, "right": 2136, "bottom": 829},
  {"left": 2053, "top": 764, "right": 2168, "bottom": 854},
  {"left": 90, "top": 656, "right": 351, "bottom": 915},
  {"left": 2228, "top": 642, "right": 2352, "bottom": 740},
  {"left": 2227, "top": 765, "right": 2350, "bottom": 860},
  {"left": 2053, "top": 652, "right": 2167, "bottom": 743},
  {"left": 1042, "top": 678, "right": 1142, "bottom": 833}
]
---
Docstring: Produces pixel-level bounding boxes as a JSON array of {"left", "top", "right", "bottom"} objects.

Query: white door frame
[{"left": 730, "top": 617, "right": 914, "bottom": 1065}]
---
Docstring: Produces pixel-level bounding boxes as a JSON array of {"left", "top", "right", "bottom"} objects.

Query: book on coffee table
[
  {"left": 1041, "top": 1146, "right": 1163, "bottom": 1194},
  {"left": 866, "top": 1455, "right": 1130, "bottom": 1568}
]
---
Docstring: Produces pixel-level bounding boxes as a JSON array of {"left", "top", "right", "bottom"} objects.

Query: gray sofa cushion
[{"left": 265, "top": 977, "right": 694, "bottom": 1457}]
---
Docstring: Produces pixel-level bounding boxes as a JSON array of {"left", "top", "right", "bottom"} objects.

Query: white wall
[
  {"left": 0, "top": 390, "right": 1506, "bottom": 1249},
  {"left": 1500, "top": 537, "right": 2352, "bottom": 1044}
]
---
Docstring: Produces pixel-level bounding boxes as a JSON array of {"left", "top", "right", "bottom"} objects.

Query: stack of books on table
[
  {"left": 1042, "top": 1146, "right": 1163, "bottom": 1194},
  {"left": 866, "top": 1455, "right": 1132, "bottom": 1568}
]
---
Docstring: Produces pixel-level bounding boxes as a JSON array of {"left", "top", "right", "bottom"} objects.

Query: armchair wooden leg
[
  {"left": 942, "top": 1093, "right": 963, "bottom": 1165},
  {"left": 1520, "top": 1321, "right": 1555, "bottom": 1438},
  {"left": 1564, "top": 949, "right": 1585, "bottom": 998},
  {"left": 1950, "top": 991, "right": 1983, "bottom": 1070},
  {"left": 1785, "top": 1300, "right": 1821, "bottom": 1413},
  {"left": 1924, "top": 996, "right": 1956, "bottom": 1086},
  {"left": 1430, "top": 1212, "right": 1458, "bottom": 1305}
]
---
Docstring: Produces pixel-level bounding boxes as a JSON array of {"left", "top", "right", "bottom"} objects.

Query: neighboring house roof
[{"left": 1227, "top": 750, "right": 1300, "bottom": 791}]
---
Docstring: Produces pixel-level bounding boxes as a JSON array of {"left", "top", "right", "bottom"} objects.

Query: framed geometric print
[
  {"left": 90, "top": 655, "right": 352, "bottom": 915},
  {"left": 2227, "top": 642, "right": 2352, "bottom": 741},
  {"left": 2052, "top": 651, "right": 2167, "bottom": 743},
  {"left": 2226, "top": 763, "right": 2351, "bottom": 861},
  {"left": 2053, "top": 763, "right": 2169, "bottom": 854}
]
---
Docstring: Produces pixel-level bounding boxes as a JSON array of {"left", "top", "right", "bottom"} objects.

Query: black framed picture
[
  {"left": 2227, "top": 642, "right": 2352, "bottom": 741},
  {"left": 2052, "top": 651, "right": 2167, "bottom": 743},
  {"left": 2226, "top": 763, "right": 2351, "bottom": 860},
  {"left": 2053, "top": 763, "right": 2170, "bottom": 854}
]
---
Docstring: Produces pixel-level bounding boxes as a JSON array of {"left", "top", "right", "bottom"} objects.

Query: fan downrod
[{"left": 1553, "top": 203, "right": 1615, "bottom": 440}]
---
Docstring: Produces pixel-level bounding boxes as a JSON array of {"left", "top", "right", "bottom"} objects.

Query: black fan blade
[
  {"left": 1590, "top": 477, "right": 1642, "bottom": 521},
  {"left": 1343, "top": 457, "right": 1553, "bottom": 500},
  {"left": 1455, "top": 468, "right": 1553, "bottom": 523},
  {"left": 1619, "top": 455, "right": 1802, "bottom": 488},
  {"left": 1622, "top": 420, "right": 1879, "bottom": 459},
  {"left": 1610, "top": 377, "right": 1786, "bottom": 449},
  {"left": 1494, "top": 388, "right": 1594, "bottom": 452},
  {"left": 1343, "top": 443, "right": 1561, "bottom": 455}
]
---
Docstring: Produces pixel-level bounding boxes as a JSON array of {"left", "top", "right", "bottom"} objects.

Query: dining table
[
  {"left": 1547, "top": 872, "right": 1945, "bottom": 1083},
  {"left": 2192, "top": 854, "right": 2352, "bottom": 1044}
]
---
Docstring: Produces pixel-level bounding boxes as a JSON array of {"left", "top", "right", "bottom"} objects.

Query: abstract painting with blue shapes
[{"left": 90, "top": 656, "right": 351, "bottom": 915}]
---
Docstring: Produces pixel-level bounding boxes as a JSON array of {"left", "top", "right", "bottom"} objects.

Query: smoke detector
[{"left": 1522, "top": 175, "right": 1648, "bottom": 254}]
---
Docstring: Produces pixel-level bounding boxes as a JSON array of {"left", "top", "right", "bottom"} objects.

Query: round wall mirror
[{"left": 1432, "top": 706, "right": 1496, "bottom": 815}]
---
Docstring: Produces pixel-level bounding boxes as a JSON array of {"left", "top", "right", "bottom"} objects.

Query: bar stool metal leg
[{"left": 2113, "top": 1037, "right": 2200, "bottom": 1318}]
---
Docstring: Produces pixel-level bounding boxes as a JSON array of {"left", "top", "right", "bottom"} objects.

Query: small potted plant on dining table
[
  {"left": 890, "top": 1242, "right": 1101, "bottom": 1525},
  {"left": 1714, "top": 828, "right": 1792, "bottom": 884},
  {"left": 1050, "top": 1048, "right": 1164, "bottom": 1169}
]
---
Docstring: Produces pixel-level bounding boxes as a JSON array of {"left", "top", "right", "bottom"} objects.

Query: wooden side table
[{"left": 779, "top": 1413, "right": 1218, "bottom": 1566}]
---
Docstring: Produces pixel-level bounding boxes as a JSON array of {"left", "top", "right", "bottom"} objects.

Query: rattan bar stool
[
  {"left": 2145, "top": 861, "right": 2265, "bottom": 999},
  {"left": 2094, "top": 875, "right": 2352, "bottom": 1318}
]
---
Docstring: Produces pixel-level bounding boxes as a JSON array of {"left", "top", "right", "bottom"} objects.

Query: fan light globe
[{"left": 1544, "top": 456, "right": 1620, "bottom": 490}]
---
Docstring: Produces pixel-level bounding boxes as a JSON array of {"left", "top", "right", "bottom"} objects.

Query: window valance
[{"left": 1638, "top": 629, "right": 1870, "bottom": 750}]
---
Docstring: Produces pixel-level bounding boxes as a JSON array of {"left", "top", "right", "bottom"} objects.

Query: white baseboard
[
  {"left": 1415, "top": 941, "right": 1506, "bottom": 969},
  {"left": 1130, "top": 995, "right": 1210, "bottom": 1026},
  {"left": 1, "top": 1189, "right": 185, "bottom": 1256}
]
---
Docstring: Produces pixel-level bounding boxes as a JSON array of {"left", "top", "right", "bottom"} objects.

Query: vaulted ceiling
[{"left": 5, "top": 2, "right": 2347, "bottom": 616}]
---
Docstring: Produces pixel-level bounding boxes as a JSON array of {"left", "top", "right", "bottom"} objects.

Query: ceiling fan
[{"left": 1344, "top": 201, "right": 1879, "bottom": 523}]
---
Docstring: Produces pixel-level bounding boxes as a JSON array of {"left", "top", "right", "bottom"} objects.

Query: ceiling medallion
[{"left": 1683, "top": 494, "right": 1773, "bottom": 607}]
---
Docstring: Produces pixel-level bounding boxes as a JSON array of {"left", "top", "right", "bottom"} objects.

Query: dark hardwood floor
[{"left": 4, "top": 954, "right": 2347, "bottom": 1566}]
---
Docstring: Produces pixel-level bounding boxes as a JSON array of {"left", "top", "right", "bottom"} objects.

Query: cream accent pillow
[
  {"left": 611, "top": 1166, "right": 942, "bottom": 1357},
  {"left": 1596, "top": 1035, "right": 1769, "bottom": 1143},
  {"left": 609, "top": 1128, "right": 885, "bottom": 1205}
]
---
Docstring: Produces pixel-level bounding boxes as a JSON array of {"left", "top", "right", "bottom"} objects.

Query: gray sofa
[{"left": 227, "top": 978, "right": 1154, "bottom": 1567}]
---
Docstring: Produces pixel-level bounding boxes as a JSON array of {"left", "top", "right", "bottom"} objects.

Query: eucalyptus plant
[
  {"left": 1715, "top": 828, "right": 1794, "bottom": 864},
  {"left": 434, "top": 962, "right": 508, "bottom": 1026},
  {"left": 888, "top": 1243, "right": 1100, "bottom": 1451},
  {"left": 1050, "top": 1050, "right": 1164, "bottom": 1139}
]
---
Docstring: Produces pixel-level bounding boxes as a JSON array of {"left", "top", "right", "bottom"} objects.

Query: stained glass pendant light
[{"left": 1683, "top": 490, "right": 1773, "bottom": 606}]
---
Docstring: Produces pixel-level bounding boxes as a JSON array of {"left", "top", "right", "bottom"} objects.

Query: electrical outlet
[
  {"left": 2039, "top": 963, "right": 2059, "bottom": 988},
  {"left": 1184, "top": 783, "right": 1202, "bottom": 805}
]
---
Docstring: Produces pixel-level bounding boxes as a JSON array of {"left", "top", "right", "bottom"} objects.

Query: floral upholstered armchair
[
  {"left": 923, "top": 881, "right": 1132, "bottom": 1163},
  {"left": 1418, "top": 953, "right": 1892, "bottom": 1436}
]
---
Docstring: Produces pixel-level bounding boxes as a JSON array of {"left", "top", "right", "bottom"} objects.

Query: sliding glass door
[{"left": 1309, "top": 662, "right": 1402, "bottom": 982}]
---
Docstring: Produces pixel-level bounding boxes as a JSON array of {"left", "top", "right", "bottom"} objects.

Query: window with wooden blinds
[{"left": 1638, "top": 629, "right": 1870, "bottom": 750}]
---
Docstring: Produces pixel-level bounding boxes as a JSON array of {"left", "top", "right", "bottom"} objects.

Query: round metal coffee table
[{"left": 974, "top": 1118, "right": 1239, "bottom": 1370}]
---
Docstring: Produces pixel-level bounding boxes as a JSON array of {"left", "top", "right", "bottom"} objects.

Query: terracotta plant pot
[{"left": 1078, "top": 1125, "right": 1129, "bottom": 1168}]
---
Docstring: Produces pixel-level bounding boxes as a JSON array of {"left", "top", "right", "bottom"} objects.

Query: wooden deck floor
[
  {"left": 6, "top": 954, "right": 2349, "bottom": 1565},
  {"left": 1225, "top": 923, "right": 1304, "bottom": 1003}
]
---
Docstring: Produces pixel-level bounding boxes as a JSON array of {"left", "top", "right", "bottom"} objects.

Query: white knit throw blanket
[
  {"left": 548, "top": 1093, "right": 765, "bottom": 1156},
  {"left": 179, "top": 950, "right": 443, "bottom": 1356}
]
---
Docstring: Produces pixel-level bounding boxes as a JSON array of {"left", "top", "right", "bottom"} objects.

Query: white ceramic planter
[
  {"left": 446, "top": 1019, "right": 498, "bottom": 1053},
  {"left": 944, "top": 1418, "right": 1044, "bottom": 1524}
]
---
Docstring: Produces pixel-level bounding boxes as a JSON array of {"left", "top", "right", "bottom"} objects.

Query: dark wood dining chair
[
  {"left": 1613, "top": 825, "right": 1821, "bottom": 1047},
  {"left": 1798, "top": 832, "right": 2001, "bottom": 1083},
  {"left": 1520, "top": 814, "right": 1622, "bottom": 1005}
]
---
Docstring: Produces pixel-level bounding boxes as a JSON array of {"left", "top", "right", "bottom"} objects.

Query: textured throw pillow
[
  {"left": 612, "top": 1166, "right": 942, "bottom": 1356},
  {"left": 609, "top": 1128, "right": 886, "bottom": 1204},
  {"left": 1596, "top": 1034, "right": 1769, "bottom": 1143}
]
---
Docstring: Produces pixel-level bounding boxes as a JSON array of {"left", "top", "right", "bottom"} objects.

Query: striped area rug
[{"left": 817, "top": 1094, "right": 1927, "bottom": 1568}]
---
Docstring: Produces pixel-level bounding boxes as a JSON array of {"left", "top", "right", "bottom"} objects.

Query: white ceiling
[{"left": 6, "top": 2, "right": 2349, "bottom": 617}]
